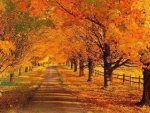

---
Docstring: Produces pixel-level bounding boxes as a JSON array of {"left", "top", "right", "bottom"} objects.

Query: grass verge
[{"left": 0, "top": 66, "right": 46, "bottom": 112}]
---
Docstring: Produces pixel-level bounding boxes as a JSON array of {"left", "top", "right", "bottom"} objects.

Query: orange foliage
[
  {"left": 29, "top": 0, "right": 50, "bottom": 17},
  {"left": 11, "top": 0, "right": 18, "bottom": 3},
  {"left": 4, "top": 34, "right": 12, "bottom": 40},
  {"left": 18, "top": 2, "right": 28, "bottom": 11}
]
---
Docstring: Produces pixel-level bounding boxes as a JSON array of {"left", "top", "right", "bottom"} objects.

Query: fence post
[
  {"left": 139, "top": 76, "right": 141, "bottom": 89},
  {"left": 123, "top": 74, "right": 125, "bottom": 84},
  {"left": 130, "top": 75, "right": 132, "bottom": 87}
]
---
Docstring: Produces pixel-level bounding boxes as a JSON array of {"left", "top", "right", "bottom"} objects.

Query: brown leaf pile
[
  {"left": 0, "top": 87, "right": 35, "bottom": 112},
  {"left": 58, "top": 66, "right": 150, "bottom": 113}
]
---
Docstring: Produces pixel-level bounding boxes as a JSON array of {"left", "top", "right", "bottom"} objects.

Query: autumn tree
[
  {"left": 0, "top": 0, "right": 53, "bottom": 82},
  {"left": 114, "top": 0, "right": 150, "bottom": 106},
  {"left": 57, "top": 20, "right": 101, "bottom": 81},
  {"left": 72, "top": 24, "right": 101, "bottom": 81},
  {"left": 58, "top": 28, "right": 80, "bottom": 72},
  {"left": 53, "top": 0, "right": 150, "bottom": 105}
]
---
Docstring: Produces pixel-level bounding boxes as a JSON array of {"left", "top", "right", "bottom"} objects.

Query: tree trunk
[
  {"left": 79, "top": 60, "right": 84, "bottom": 76},
  {"left": 10, "top": 73, "right": 14, "bottom": 83},
  {"left": 30, "top": 66, "right": 33, "bottom": 71},
  {"left": 109, "top": 69, "right": 113, "bottom": 82},
  {"left": 139, "top": 68, "right": 150, "bottom": 105},
  {"left": 71, "top": 61, "right": 73, "bottom": 69},
  {"left": 19, "top": 67, "right": 22, "bottom": 76},
  {"left": 34, "top": 61, "right": 37, "bottom": 66},
  {"left": 68, "top": 62, "right": 70, "bottom": 67},
  {"left": 87, "top": 58, "right": 93, "bottom": 81},
  {"left": 104, "top": 67, "right": 113, "bottom": 86},
  {"left": 29, "top": 66, "right": 31, "bottom": 71},
  {"left": 103, "top": 43, "right": 111, "bottom": 87},
  {"left": 73, "top": 60, "right": 78, "bottom": 72},
  {"left": 66, "top": 61, "right": 68, "bottom": 66},
  {"left": 25, "top": 67, "right": 28, "bottom": 72}
]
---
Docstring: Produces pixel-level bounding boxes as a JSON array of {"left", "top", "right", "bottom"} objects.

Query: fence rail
[
  {"left": 63, "top": 63, "right": 143, "bottom": 89},
  {"left": 93, "top": 69, "right": 143, "bottom": 89}
]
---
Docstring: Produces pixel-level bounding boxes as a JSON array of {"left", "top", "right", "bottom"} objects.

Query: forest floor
[{"left": 57, "top": 65, "right": 150, "bottom": 113}]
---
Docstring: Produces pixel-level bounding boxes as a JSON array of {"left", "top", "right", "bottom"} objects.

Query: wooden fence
[
  {"left": 63, "top": 63, "right": 143, "bottom": 89},
  {"left": 93, "top": 69, "right": 143, "bottom": 89}
]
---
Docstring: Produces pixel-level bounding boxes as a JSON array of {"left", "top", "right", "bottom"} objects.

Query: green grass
[{"left": 0, "top": 66, "right": 45, "bottom": 87}]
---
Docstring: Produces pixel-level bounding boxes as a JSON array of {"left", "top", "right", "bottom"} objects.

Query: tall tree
[
  {"left": 54, "top": 0, "right": 134, "bottom": 87},
  {"left": 0, "top": 0, "right": 53, "bottom": 81}
]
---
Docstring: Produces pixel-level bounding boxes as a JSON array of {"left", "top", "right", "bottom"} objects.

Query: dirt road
[{"left": 22, "top": 66, "right": 86, "bottom": 113}]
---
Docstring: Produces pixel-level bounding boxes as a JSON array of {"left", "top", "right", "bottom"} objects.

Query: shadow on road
[{"left": 22, "top": 66, "right": 86, "bottom": 113}]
